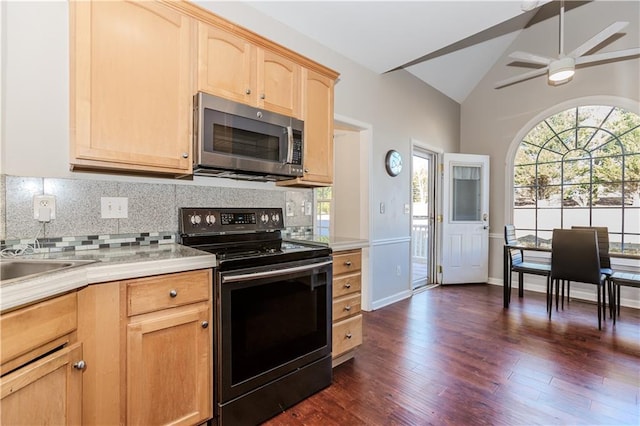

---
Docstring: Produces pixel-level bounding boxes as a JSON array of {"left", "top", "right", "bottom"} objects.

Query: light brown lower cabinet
[
  {"left": 1, "top": 343, "right": 83, "bottom": 425},
  {"left": 331, "top": 249, "right": 364, "bottom": 366},
  {"left": 79, "top": 269, "right": 213, "bottom": 426},
  {"left": 1, "top": 292, "right": 83, "bottom": 425}
]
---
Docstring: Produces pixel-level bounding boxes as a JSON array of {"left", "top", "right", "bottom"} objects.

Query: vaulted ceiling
[{"left": 233, "top": 1, "right": 637, "bottom": 103}]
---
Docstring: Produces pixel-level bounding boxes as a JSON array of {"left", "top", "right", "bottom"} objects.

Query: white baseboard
[{"left": 369, "top": 289, "right": 412, "bottom": 311}]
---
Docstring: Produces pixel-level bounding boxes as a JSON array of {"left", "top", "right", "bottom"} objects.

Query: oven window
[
  {"left": 205, "top": 109, "right": 283, "bottom": 162},
  {"left": 229, "top": 275, "right": 328, "bottom": 385}
]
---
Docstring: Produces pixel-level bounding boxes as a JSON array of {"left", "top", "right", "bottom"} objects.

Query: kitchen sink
[{"left": 0, "top": 259, "right": 97, "bottom": 284}]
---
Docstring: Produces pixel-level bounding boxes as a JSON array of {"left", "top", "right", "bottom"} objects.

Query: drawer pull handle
[
  {"left": 346, "top": 333, "right": 353, "bottom": 339},
  {"left": 344, "top": 305, "right": 352, "bottom": 311},
  {"left": 201, "top": 321, "right": 209, "bottom": 329},
  {"left": 73, "top": 360, "right": 86, "bottom": 370},
  {"left": 245, "top": 88, "right": 251, "bottom": 94},
  {"left": 344, "top": 283, "right": 351, "bottom": 289},
  {"left": 344, "top": 261, "right": 352, "bottom": 267},
  {"left": 169, "top": 290, "right": 178, "bottom": 298}
]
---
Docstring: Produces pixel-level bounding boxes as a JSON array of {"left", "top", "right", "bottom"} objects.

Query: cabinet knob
[
  {"left": 182, "top": 152, "right": 188, "bottom": 159},
  {"left": 344, "top": 283, "right": 351, "bottom": 289},
  {"left": 245, "top": 88, "right": 251, "bottom": 95},
  {"left": 346, "top": 333, "right": 353, "bottom": 339},
  {"left": 169, "top": 289, "right": 178, "bottom": 298},
  {"left": 344, "top": 305, "right": 352, "bottom": 311},
  {"left": 304, "top": 168, "right": 309, "bottom": 173},
  {"left": 344, "top": 261, "right": 352, "bottom": 267},
  {"left": 201, "top": 321, "right": 209, "bottom": 329},
  {"left": 73, "top": 360, "right": 86, "bottom": 370},
  {"left": 260, "top": 93, "right": 265, "bottom": 100}
]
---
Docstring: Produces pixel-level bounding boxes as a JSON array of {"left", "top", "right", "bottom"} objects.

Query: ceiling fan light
[{"left": 548, "top": 57, "right": 576, "bottom": 82}]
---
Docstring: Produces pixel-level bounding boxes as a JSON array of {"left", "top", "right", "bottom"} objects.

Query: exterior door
[
  {"left": 411, "top": 148, "right": 437, "bottom": 289},
  {"left": 441, "top": 153, "right": 490, "bottom": 284}
]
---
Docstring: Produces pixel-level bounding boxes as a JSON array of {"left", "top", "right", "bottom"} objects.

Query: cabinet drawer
[
  {"left": 332, "top": 315, "right": 362, "bottom": 358},
  {"left": 1, "top": 292, "right": 77, "bottom": 366},
  {"left": 332, "top": 293, "right": 361, "bottom": 322},
  {"left": 127, "top": 269, "right": 211, "bottom": 317},
  {"left": 333, "top": 250, "right": 362, "bottom": 275},
  {"left": 333, "top": 272, "right": 361, "bottom": 298}
]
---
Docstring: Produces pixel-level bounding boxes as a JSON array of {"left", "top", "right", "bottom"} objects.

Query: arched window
[{"left": 513, "top": 105, "right": 640, "bottom": 255}]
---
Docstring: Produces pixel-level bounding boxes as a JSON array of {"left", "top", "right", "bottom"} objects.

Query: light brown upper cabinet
[
  {"left": 70, "top": 0, "right": 194, "bottom": 175},
  {"left": 278, "top": 69, "right": 335, "bottom": 187},
  {"left": 197, "top": 22, "right": 302, "bottom": 118}
]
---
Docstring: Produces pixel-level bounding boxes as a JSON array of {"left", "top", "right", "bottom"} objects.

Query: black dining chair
[
  {"left": 610, "top": 272, "right": 640, "bottom": 324},
  {"left": 568, "top": 226, "right": 614, "bottom": 317},
  {"left": 504, "top": 225, "right": 551, "bottom": 308},
  {"left": 550, "top": 228, "right": 607, "bottom": 329}
]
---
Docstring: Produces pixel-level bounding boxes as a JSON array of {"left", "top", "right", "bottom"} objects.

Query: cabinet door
[
  {"left": 1, "top": 343, "right": 83, "bottom": 425},
  {"left": 127, "top": 303, "right": 211, "bottom": 426},
  {"left": 71, "top": 0, "right": 193, "bottom": 174},
  {"left": 197, "top": 22, "right": 256, "bottom": 105},
  {"left": 258, "top": 49, "right": 302, "bottom": 118},
  {"left": 301, "top": 69, "right": 334, "bottom": 184}
]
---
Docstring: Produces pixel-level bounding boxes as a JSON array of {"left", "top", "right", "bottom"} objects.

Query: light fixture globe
[{"left": 548, "top": 56, "right": 576, "bottom": 83}]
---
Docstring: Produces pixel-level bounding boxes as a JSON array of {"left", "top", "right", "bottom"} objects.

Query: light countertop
[
  {"left": 1, "top": 244, "right": 216, "bottom": 312},
  {"left": 289, "top": 235, "right": 368, "bottom": 252}
]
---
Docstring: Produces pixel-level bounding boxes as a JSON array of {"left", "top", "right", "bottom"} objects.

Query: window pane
[
  {"left": 538, "top": 163, "right": 563, "bottom": 185},
  {"left": 537, "top": 208, "right": 561, "bottom": 231},
  {"left": 540, "top": 185, "right": 561, "bottom": 207},
  {"left": 594, "top": 155, "right": 623, "bottom": 182},
  {"left": 563, "top": 159, "right": 591, "bottom": 184},
  {"left": 524, "top": 122, "right": 555, "bottom": 147},
  {"left": 513, "top": 208, "right": 535, "bottom": 231},
  {"left": 577, "top": 105, "right": 613, "bottom": 128},
  {"left": 514, "top": 187, "right": 535, "bottom": 206},
  {"left": 593, "top": 183, "right": 622, "bottom": 206},
  {"left": 514, "top": 164, "right": 536, "bottom": 187},
  {"left": 622, "top": 233, "right": 640, "bottom": 255},
  {"left": 591, "top": 208, "right": 622, "bottom": 233},
  {"left": 624, "top": 208, "right": 640, "bottom": 233},
  {"left": 563, "top": 208, "right": 590, "bottom": 228},
  {"left": 562, "top": 183, "right": 591, "bottom": 207},
  {"left": 515, "top": 141, "right": 542, "bottom": 165},
  {"left": 451, "top": 166, "right": 481, "bottom": 221}
]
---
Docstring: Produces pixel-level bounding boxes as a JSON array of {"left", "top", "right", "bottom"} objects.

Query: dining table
[{"left": 502, "top": 242, "right": 639, "bottom": 308}]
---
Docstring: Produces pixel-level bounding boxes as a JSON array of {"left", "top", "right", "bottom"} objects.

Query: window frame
[{"left": 506, "top": 97, "right": 640, "bottom": 255}]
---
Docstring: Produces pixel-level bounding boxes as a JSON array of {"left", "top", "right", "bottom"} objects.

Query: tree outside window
[
  {"left": 513, "top": 105, "right": 640, "bottom": 254},
  {"left": 314, "top": 187, "right": 332, "bottom": 237}
]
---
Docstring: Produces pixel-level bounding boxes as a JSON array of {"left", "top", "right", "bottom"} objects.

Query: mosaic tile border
[
  {"left": 1, "top": 232, "right": 176, "bottom": 255},
  {"left": 283, "top": 226, "right": 314, "bottom": 239}
]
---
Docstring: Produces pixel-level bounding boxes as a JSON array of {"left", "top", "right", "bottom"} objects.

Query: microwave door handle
[{"left": 286, "top": 126, "right": 294, "bottom": 164}]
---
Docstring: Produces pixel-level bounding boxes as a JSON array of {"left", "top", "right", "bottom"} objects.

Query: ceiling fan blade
[
  {"left": 495, "top": 67, "right": 549, "bottom": 89},
  {"left": 569, "top": 21, "right": 629, "bottom": 58},
  {"left": 508, "top": 51, "right": 554, "bottom": 66},
  {"left": 575, "top": 47, "right": 640, "bottom": 65}
]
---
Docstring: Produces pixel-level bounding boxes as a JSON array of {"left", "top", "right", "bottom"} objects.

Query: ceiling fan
[{"left": 495, "top": 1, "right": 640, "bottom": 89}]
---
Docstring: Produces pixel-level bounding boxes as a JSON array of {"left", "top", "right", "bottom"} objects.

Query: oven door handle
[{"left": 222, "top": 260, "right": 332, "bottom": 283}]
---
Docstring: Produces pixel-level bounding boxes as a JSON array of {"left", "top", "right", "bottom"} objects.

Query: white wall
[
  {"left": 462, "top": 1, "right": 640, "bottom": 307},
  {"left": 2, "top": 1, "right": 460, "bottom": 310}
]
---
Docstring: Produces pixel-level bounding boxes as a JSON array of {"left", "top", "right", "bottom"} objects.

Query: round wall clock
[{"left": 385, "top": 150, "right": 403, "bottom": 177}]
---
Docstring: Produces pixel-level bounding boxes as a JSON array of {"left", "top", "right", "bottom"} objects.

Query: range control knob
[
  {"left": 260, "top": 213, "right": 269, "bottom": 224},
  {"left": 271, "top": 213, "right": 280, "bottom": 224},
  {"left": 205, "top": 214, "right": 216, "bottom": 226},
  {"left": 190, "top": 214, "right": 202, "bottom": 225}
]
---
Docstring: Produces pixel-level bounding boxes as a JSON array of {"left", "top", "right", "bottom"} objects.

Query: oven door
[{"left": 216, "top": 257, "right": 332, "bottom": 403}]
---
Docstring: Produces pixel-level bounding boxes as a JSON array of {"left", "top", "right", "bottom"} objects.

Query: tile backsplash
[{"left": 0, "top": 175, "right": 314, "bottom": 246}]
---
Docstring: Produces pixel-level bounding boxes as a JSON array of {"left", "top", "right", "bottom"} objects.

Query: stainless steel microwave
[{"left": 193, "top": 92, "right": 304, "bottom": 181}]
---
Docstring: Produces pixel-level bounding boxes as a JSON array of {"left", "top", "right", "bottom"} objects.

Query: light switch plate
[{"left": 101, "top": 197, "right": 128, "bottom": 219}]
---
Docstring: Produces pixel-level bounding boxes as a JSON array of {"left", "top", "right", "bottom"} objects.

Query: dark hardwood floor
[{"left": 264, "top": 284, "right": 640, "bottom": 425}]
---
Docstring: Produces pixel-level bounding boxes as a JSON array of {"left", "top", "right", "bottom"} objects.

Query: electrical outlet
[
  {"left": 380, "top": 202, "right": 385, "bottom": 214},
  {"left": 33, "top": 195, "right": 56, "bottom": 221},
  {"left": 101, "top": 197, "right": 128, "bottom": 219}
]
